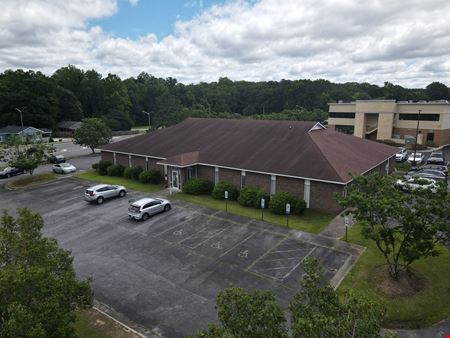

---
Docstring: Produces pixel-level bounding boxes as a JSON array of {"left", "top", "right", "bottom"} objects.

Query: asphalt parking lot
[{"left": 1, "top": 178, "right": 362, "bottom": 338}]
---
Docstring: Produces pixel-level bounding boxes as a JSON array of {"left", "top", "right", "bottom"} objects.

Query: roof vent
[{"left": 308, "top": 122, "right": 326, "bottom": 132}]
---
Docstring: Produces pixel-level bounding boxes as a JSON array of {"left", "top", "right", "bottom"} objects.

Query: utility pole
[
  {"left": 15, "top": 106, "right": 26, "bottom": 129},
  {"left": 142, "top": 110, "right": 151, "bottom": 130},
  {"left": 412, "top": 109, "right": 421, "bottom": 167}
]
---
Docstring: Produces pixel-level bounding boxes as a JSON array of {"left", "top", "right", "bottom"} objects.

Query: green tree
[
  {"left": 337, "top": 174, "right": 450, "bottom": 278},
  {"left": 193, "top": 287, "right": 287, "bottom": 338},
  {"left": 290, "top": 259, "right": 384, "bottom": 338},
  {"left": 0, "top": 136, "right": 54, "bottom": 175},
  {"left": 73, "top": 118, "right": 112, "bottom": 153},
  {"left": 425, "top": 81, "right": 449, "bottom": 100},
  {"left": 0, "top": 209, "right": 92, "bottom": 338}
]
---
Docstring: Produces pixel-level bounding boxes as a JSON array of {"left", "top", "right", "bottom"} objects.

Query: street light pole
[
  {"left": 412, "top": 109, "right": 421, "bottom": 167},
  {"left": 142, "top": 110, "right": 151, "bottom": 130},
  {"left": 15, "top": 107, "right": 26, "bottom": 129}
]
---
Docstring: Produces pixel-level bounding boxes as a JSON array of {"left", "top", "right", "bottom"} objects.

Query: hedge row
[
  {"left": 183, "top": 179, "right": 307, "bottom": 216},
  {"left": 92, "top": 161, "right": 163, "bottom": 184}
]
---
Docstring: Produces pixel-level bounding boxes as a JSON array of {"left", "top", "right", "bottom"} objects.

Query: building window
[
  {"left": 399, "top": 113, "right": 440, "bottom": 121},
  {"left": 304, "top": 180, "right": 311, "bottom": 208},
  {"left": 335, "top": 125, "right": 354, "bottom": 135},
  {"left": 329, "top": 112, "right": 356, "bottom": 118},
  {"left": 426, "top": 133, "right": 434, "bottom": 145},
  {"left": 145, "top": 157, "right": 149, "bottom": 170},
  {"left": 113, "top": 152, "right": 117, "bottom": 165},
  {"left": 187, "top": 167, "right": 196, "bottom": 180},
  {"left": 128, "top": 154, "right": 132, "bottom": 167},
  {"left": 214, "top": 167, "right": 219, "bottom": 185},
  {"left": 270, "top": 175, "right": 276, "bottom": 195},
  {"left": 241, "top": 171, "right": 246, "bottom": 189}
]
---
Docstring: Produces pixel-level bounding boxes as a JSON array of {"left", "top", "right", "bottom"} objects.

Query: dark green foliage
[
  {"left": 212, "top": 182, "right": 239, "bottom": 200},
  {"left": 183, "top": 178, "right": 214, "bottom": 195},
  {"left": 124, "top": 166, "right": 143, "bottom": 180},
  {"left": 97, "top": 160, "right": 111, "bottom": 176},
  {"left": 0, "top": 67, "right": 436, "bottom": 131},
  {"left": 337, "top": 173, "right": 450, "bottom": 278},
  {"left": 192, "top": 258, "right": 387, "bottom": 338},
  {"left": 0, "top": 209, "right": 93, "bottom": 338},
  {"left": 269, "top": 192, "right": 306, "bottom": 215},
  {"left": 238, "top": 186, "right": 267, "bottom": 208},
  {"left": 73, "top": 118, "right": 112, "bottom": 153},
  {"left": 106, "top": 164, "right": 124, "bottom": 177},
  {"left": 139, "top": 169, "right": 162, "bottom": 184},
  {"left": 92, "top": 162, "right": 99, "bottom": 170},
  {"left": 289, "top": 258, "right": 385, "bottom": 338}
]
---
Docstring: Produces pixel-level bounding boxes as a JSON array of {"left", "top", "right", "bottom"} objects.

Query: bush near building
[
  {"left": 212, "top": 181, "right": 239, "bottom": 200},
  {"left": 269, "top": 192, "right": 307, "bottom": 215},
  {"left": 98, "top": 160, "right": 112, "bottom": 176},
  {"left": 139, "top": 169, "right": 163, "bottom": 184},
  {"left": 124, "top": 166, "right": 143, "bottom": 181},
  {"left": 238, "top": 186, "right": 269, "bottom": 208},
  {"left": 106, "top": 164, "right": 125, "bottom": 177},
  {"left": 182, "top": 178, "right": 214, "bottom": 195}
]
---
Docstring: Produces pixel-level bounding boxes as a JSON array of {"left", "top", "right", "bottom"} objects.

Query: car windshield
[{"left": 60, "top": 163, "right": 71, "bottom": 167}]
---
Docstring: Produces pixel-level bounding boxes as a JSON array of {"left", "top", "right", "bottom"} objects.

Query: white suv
[
  {"left": 128, "top": 198, "right": 171, "bottom": 220},
  {"left": 85, "top": 184, "right": 127, "bottom": 204}
]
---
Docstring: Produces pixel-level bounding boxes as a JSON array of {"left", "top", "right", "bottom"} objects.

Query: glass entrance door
[{"left": 172, "top": 170, "right": 180, "bottom": 190}]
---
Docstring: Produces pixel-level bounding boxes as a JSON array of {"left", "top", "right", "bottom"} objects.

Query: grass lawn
[
  {"left": 338, "top": 223, "right": 450, "bottom": 329},
  {"left": 75, "top": 171, "right": 164, "bottom": 193},
  {"left": 74, "top": 309, "right": 141, "bottom": 338},
  {"left": 172, "top": 192, "right": 333, "bottom": 234},
  {"left": 7, "top": 173, "right": 57, "bottom": 189}
]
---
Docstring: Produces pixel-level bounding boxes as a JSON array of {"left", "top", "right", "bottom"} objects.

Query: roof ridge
[{"left": 308, "top": 130, "right": 348, "bottom": 182}]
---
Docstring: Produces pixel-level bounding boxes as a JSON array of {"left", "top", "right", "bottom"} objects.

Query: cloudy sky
[{"left": 1, "top": 0, "right": 449, "bottom": 87}]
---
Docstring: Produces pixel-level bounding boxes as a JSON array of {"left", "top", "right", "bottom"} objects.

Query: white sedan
[
  {"left": 396, "top": 177, "right": 437, "bottom": 193},
  {"left": 407, "top": 152, "right": 424, "bottom": 165},
  {"left": 52, "top": 163, "right": 77, "bottom": 174}
]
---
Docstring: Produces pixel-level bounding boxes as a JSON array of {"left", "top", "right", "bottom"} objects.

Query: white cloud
[
  {"left": 128, "top": 0, "right": 139, "bottom": 6},
  {"left": 0, "top": 0, "right": 450, "bottom": 87}
]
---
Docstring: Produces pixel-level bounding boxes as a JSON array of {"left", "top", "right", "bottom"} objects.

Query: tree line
[{"left": 0, "top": 65, "right": 448, "bottom": 131}]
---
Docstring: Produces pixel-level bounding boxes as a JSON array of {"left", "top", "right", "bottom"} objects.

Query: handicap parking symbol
[
  {"left": 211, "top": 242, "right": 222, "bottom": 249},
  {"left": 173, "top": 229, "right": 183, "bottom": 236},
  {"left": 238, "top": 250, "right": 249, "bottom": 258}
]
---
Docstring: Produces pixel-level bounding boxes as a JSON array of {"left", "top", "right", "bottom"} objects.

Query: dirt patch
[
  {"left": 77, "top": 308, "right": 143, "bottom": 338},
  {"left": 372, "top": 265, "right": 427, "bottom": 297}
]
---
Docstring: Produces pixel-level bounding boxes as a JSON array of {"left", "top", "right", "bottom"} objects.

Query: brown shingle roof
[{"left": 101, "top": 118, "right": 397, "bottom": 183}]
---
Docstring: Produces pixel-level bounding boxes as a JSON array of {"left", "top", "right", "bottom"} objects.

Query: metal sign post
[
  {"left": 344, "top": 215, "right": 349, "bottom": 242},
  {"left": 286, "top": 203, "right": 291, "bottom": 227},
  {"left": 224, "top": 191, "right": 228, "bottom": 212},
  {"left": 260, "top": 198, "right": 265, "bottom": 220}
]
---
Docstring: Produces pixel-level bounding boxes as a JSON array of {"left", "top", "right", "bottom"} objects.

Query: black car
[
  {"left": 426, "top": 151, "right": 445, "bottom": 165},
  {"left": 49, "top": 154, "right": 66, "bottom": 163},
  {"left": 412, "top": 164, "right": 448, "bottom": 176},
  {"left": 0, "top": 167, "right": 24, "bottom": 179}
]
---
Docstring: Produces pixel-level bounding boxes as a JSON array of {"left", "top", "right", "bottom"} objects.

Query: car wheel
[
  {"left": 164, "top": 204, "right": 171, "bottom": 212},
  {"left": 142, "top": 213, "right": 149, "bottom": 221},
  {"left": 119, "top": 190, "right": 126, "bottom": 197},
  {"left": 97, "top": 197, "right": 104, "bottom": 205}
]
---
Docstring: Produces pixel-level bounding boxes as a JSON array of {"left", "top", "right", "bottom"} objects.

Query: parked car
[
  {"left": 396, "top": 177, "right": 438, "bottom": 193},
  {"left": 416, "top": 164, "right": 448, "bottom": 176},
  {"left": 85, "top": 184, "right": 127, "bottom": 204},
  {"left": 426, "top": 151, "right": 445, "bottom": 165},
  {"left": 52, "top": 163, "right": 76, "bottom": 174},
  {"left": 407, "top": 152, "right": 425, "bottom": 165},
  {"left": 0, "top": 166, "right": 24, "bottom": 179},
  {"left": 49, "top": 154, "right": 66, "bottom": 163},
  {"left": 128, "top": 198, "right": 171, "bottom": 220},
  {"left": 406, "top": 171, "right": 447, "bottom": 182},
  {"left": 395, "top": 148, "right": 408, "bottom": 162}
]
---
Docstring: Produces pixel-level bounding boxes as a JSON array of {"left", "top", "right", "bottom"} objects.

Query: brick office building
[{"left": 100, "top": 118, "right": 397, "bottom": 213}]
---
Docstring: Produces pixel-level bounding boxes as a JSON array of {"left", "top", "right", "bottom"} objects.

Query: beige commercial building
[{"left": 328, "top": 100, "right": 450, "bottom": 146}]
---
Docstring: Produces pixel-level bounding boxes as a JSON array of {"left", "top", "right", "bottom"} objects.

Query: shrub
[
  {"left": 107, "top": 164, "right": 124, "bottom": 177},
  {"left": 238, "top": 186, "right": 262, "bottom": 207},
  {"left": 212, "top": 181, "right": 239, "bottom": 200},
  {"left": 92, "top": 163, "right": 99, "bottom": 171},
  {"left": 183, "top": 178, "right": 214, "bottom": 195},
  {"left": 49, "top": 137, "right": 54, "bottom": 143},
  {"left": 98, "top": 160, "right": 112, "bottom": 176},
  {"left": 256, "top": 190, "right": 271, "bottom": 209},
  {"left": 139, "top": 169, "right": 162, "bottom": 184},
  {"left": 124, "top": 166, "right": 143, "bottom": 180},
  {"left": 269, "top": 191, "right": 307, "bottom": 215}
]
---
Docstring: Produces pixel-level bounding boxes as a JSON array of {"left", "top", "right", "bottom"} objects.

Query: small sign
[
  {"left": 224, "top": 191, "right": 229, "bottom": 199},
  {"left": 286, "top": 203, "right": 291, "bottom": 214},
  {"left": 260, "top": 198, "right": 265, "bottom": 209}
]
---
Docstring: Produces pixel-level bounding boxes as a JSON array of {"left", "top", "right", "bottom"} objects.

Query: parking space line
[
  {"left": 258, "top": 266, "right": 293, "bottom": 271},
  {"left": 246, "top": 237, "right": 288, "bottom": 271},
  {"left": 262, "top": 256, "right": 307, "bottom": 262},
  {"left": 281, "top": 246, "right": 316, "bottom": 281},
  {"left": 180, "top": 226, "right": 227, "bottom": 249},
  {"left": 219, "top": 232, "right": 256, "bottom": 258},
  {"left": 271, "top": 248, "right": 308, "bottom": 254}
]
